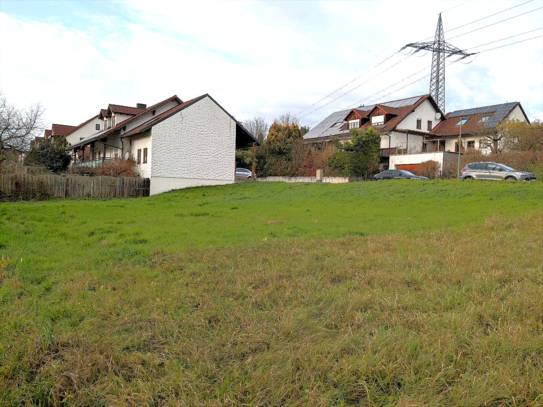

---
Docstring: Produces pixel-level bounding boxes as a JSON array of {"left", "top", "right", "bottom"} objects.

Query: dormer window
[
  {"left": 371, "top": 115, "right": 385, "bottom": 126},
  {"left": 479, "top": 115, "right": 491, "bottom": 123},
  {"left": 456, "top": 118, "right": 469, "bottom": 126},
  {"left": 349, "top": 119, "right": 359, "bottom": 129}
]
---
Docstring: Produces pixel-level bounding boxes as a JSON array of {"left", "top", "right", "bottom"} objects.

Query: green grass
[{"left": 1, "top": 180, "right": 543, "bottom": 405}]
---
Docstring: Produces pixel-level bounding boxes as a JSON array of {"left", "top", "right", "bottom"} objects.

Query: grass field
[{"left": 1, "top": 181, "right": 543, "bottom": 405}]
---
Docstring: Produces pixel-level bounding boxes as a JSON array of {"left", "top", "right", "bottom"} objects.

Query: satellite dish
[{"left": 435, "top": 112, "right": 442, "bottom": 120}]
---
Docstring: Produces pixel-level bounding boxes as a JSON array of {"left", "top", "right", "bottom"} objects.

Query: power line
[
  {"left": 446, "top": 0, "right": 534, "bottom": 34},
  {"left": 295, "top": 51, "right": 401, "bottom": 116},
  {"left": 465, "top": 27, "right": 543, "bottom": 51},
  {"left": 474, "top": 34, "right": 543, "bottom": 54},
  {"left": 439, "top": 0, "right": 475, "bottom": 15},
  {"left": 296, "top": 2, "right": 542, "bottom": 124},
  {"left": 304, "top": 33, "right": 542, "bottom": 131},
  {"left": 297, "top": 53, "right": 414, "bottom": 120},
  {"left": 448, "top": 6, "right": 543, "bottom": 41}
]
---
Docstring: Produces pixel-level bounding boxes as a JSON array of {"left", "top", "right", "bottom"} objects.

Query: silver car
[{"left": 460, "top": 162, "right": 536, "bottom": 181}]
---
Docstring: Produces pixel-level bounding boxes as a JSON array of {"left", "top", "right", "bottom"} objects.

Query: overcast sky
[{"left": 1, "top": 0, "right": 542, "bottom": 131}]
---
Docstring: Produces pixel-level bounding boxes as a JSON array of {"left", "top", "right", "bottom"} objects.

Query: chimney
[{"left": 137, "top": 103, "right": 147, "bottom": 110}]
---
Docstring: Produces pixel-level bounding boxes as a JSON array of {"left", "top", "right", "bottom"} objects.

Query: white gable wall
[
  {"left": 148, "top": 96, "right": 236, "bottom": 195},
  {"left": 398, "top": 99, "right": 441, "bottom": 132},
  {"left": 66, "top": 117, "right": 104, "bottom": 146}
]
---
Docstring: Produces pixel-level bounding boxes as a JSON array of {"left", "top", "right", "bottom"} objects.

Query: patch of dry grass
[{"left": 1, "top": 211, "right": 543, "bottom": 405}]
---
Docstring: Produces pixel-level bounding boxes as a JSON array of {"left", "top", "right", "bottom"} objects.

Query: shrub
[
  {"left": 24, "top": 138, "right": 71, "bottom": 173},
  {"left": 329, "top": 128, "right": 380, "bottom": 178},
  {"left": 71, "top": 159, "right": 141, "bottom": 177},
  {"left": 414, "top": 160, "right": 440, "bottom": 179}
]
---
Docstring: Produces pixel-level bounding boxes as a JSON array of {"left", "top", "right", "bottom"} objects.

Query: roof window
[
  {"left": 455, "top": 118, "right": 469, "bottom": 126},
  {"left": 479, "top": 115, "right": 491, "bottom": 123}
]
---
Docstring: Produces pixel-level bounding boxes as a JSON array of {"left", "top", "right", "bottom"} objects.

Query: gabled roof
[
  {"left": 430, "top": 102, "right": 523, "bottom": 137},
  {"left": 44, "top": 129, "right": 52, "bottom": 139},
  {"left": 304, "top": 94, "right": 439, "bottom": 141},
  {"left": 52, "top": 124, "right": 77, "bottom": 137},
  {"left": 123, "top": 94, "right": 260, "bottom": 148},
  {"left": 108, "top": 104, "right": 143, "bottom": 116},
  {"left": 122, "top": 96, "right": 206, "bottom": 138},
  {"left": 70, "top": 114, "right": 101, "bottom": 134},
  {"left": 68, "top": 95, "right": 183, "bottom": 149}
]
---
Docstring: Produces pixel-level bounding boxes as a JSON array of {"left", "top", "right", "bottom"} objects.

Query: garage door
[{"left": 396, "top": 164, "right": 421, "bottom": 173}]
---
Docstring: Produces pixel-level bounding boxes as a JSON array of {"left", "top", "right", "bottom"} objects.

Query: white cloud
[{"left": 0, "top": 0, "right": 541, "bottom": 132}]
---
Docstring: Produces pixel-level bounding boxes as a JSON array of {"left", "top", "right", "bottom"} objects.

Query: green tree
[
  {"left": 329, "top": 127, "right": 381, "bottom": 178},
  {"left": 263, "top": 119, "right": 304, "bottom": 176},
  {"left": 24, "top": 138, "right": 71, "bottom": 173}
]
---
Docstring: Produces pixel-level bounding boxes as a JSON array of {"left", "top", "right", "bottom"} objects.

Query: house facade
[
  {"left": 305, "top": 96, "right": 530, "bottom": 174},
  {"left": 303, "top": 94, "right": 444, "bottom": 169},
  {"left": 66, "top": 94, "right": 257, "bottom": 195}
]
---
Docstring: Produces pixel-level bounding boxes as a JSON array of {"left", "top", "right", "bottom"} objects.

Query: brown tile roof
[
  {"left": 31, "top": 137, "right": 44, "bottom": 148},
  {"left": 360, "top": 95, "right": 434, "bottom": 133},
  {"left": 52, "top": 124, "right": 77, "bottom": 137},
  {"left": 67, "top": 95, "right": 183, "bottom": 149},
  {"left": 123, "top": 95, "right": 206, "bottom": 138},
  {"left": 44, "top": 129, "right": 52, "bottom": 139},
  {"left": 108, "top": 104, "right": 143, "bottom": 116}
]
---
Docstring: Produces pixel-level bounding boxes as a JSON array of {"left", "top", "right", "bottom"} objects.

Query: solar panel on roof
[
  {"left": 303, "top": 109, "right": 350, "bottom": 140},
  {"left": 382, "top": 96, "right": 421, "bottom": 108}
]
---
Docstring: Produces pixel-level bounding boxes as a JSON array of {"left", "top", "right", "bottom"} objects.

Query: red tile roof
[
  {"left": 44, "top": 129, "right": 52, "bottom": 139},
  {"left": 52, "top": 124, "right": 77, "bottom": 137}
]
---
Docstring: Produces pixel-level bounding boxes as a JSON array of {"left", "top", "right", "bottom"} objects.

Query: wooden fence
[{"left": 0, "top": 174, "right": 150, "bottom": 200}]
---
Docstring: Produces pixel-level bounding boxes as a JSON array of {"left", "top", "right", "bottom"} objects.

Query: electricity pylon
[{"left": 400, "top": 13, "right": 475, "bottom": 113}]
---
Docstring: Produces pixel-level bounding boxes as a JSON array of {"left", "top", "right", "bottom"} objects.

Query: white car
[{"left": 235, "top": 168, "right": 253, "bottom": 179}]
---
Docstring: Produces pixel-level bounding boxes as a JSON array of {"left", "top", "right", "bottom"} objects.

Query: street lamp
[{"left": 457, "top": 117, "right": 463, "bottom": 179}]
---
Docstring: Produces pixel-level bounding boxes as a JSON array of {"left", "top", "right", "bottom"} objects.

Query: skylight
[
  {"left": 479, "top": 115, "right": 491, "bottom": 123},
  {"left": 455, "top": 118, "right": 469, "bottom": 126}
]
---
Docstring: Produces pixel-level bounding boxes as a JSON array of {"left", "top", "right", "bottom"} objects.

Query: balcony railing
[{"left": 73, "top": 158, "right": 115, "bottom": 168}]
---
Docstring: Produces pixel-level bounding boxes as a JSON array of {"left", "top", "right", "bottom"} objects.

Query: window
[
  {"left": 137, "top": 149, "right": 141, "bottom": 164},
  {"left": 349, "top": 120, "right": 359, "bottom": 129},
  {"left": 95, "top": 123, "right": 100, "bottom": 130},
  {"left": 416, "top": 119, "right": 422, "bottom": 130},
  {"left": 98, "top": 151, "right": 101, "bottom": 159},
  {"left": 455, "top": 118, "right": 469, "bottom": 126},
  {"left": 467, "top": 141, "right": 475, "bottom": 149},
  {"left": 332, "top": 121, "right": 342, "bottom": 128},
  {"left": 152, "top": 110, "right": 156, "bottom": 116},
  {"left": 143, "top": 148, "right": 148, "bottom": 164},
  {"left": 371, "top": 115, "right": 385, "bottom": 126},
  {"left": 479, "top": 115, "right": 491, "bottom": 123},
  {"left": 427, "top": 120, "right": 432, "bottom": 131}
]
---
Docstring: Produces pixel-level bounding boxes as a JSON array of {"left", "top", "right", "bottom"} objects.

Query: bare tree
[
  {"left": 275, "top": 113, "right": 299, "bottom": 127},
  {"left": 243, "top": 117, "right": 269, "bottom": 144},
  {"left": 0, "top": 93, "right": 45, "bottom": 162}
]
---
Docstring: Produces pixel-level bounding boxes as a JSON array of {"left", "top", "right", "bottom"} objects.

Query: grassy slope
[{"left": 1, "top": 181, "right": 543, "bottom": 405}]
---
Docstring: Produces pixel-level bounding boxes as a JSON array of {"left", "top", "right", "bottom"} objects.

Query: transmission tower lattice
[{"left": 400, "top": 14, "right": 475, "bottom": 113}]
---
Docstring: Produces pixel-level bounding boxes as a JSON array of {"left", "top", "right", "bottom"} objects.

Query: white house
[
  {"left": 303, "top": 94, "right": 444, "bottom": 169},
  {"left": 67, "top": 94, "right": 258, "bottom": 195},
  {"left": 389, "top": 102, "right": 530, "bottom": 172}
]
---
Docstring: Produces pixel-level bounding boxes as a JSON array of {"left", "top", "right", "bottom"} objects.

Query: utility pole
[
  {"left": 401, "top": 14, "right": 475, "bottom": 114},
  {"left": 457, "top": 118, "right": 462, "bottom": 179}
]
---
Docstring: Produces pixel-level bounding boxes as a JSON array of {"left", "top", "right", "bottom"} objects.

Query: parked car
[
  {"left": 460, "top": 162, "right": 536, "bottom": 181},
  {"left": 235, "top": 168, "right": 253, "bottom": 179},
  {"left": 373, "top": 169, "right": 428, "bottom": 180}
]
